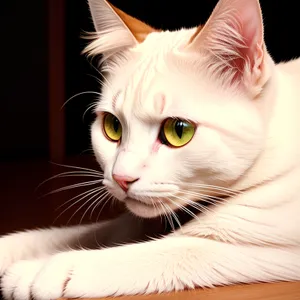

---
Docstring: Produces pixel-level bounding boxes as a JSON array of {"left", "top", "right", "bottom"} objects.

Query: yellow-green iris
[
  {"left": 103, "top": 113, "right": 122, "bottom": 142},
  {"left": 161, "top": 118, "right": 195, "bottom": 147}
]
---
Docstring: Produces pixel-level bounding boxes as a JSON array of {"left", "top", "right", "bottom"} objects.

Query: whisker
[
  {"left": 66, "top": 189, "right": 107, "bottom": 225},
  {"left": 42, "top": 179, "right": 102, "bottom": 198},
  {"left": 80, "top": 148, "right": 94, "bottom": 155},
  {"left": 160, "top": 202, "right": 175, "bottom": 233},
  {"left": 79, "top": 191, "right": 108, "bottom": 224},
  {"left": 167, "top": 194, "right": 203, "bottom": 221},
  {"left": 164, "top": 202, "right": 182, "bottom": 231},
  {"left": 96, "top": 192, "right": 112, "bottom": 221},
  {"left": 82, "top": 102, "right": 98, "bottom": 121},
  {"left": 61, "top": 91, "right": 101, "bottom": 109},
  {"left": 151, "top": 197, "right": 163, "bottom": 223},
  {"left": 171, "top": 181, "right": 242, "bottom": 196},
  {"left": 184, "top": 198, "right": 213, "bottom": 216},
  {"left": 173, "top": 192, "right": 219, "bottom": 218},
  {"left": 157, "top": 202, "right": 168, "bottom": 231},
  {"left": 86, "top": 73, "right": 103, "bottom": 85},
  {"left": 179, "top": 189, "right": 228, "bottom": 206},
  {"left": 87, "top": 62, "right": 116, "bottom": 95},
  {"left": 56, "top": 186, "right": 106, "bottom": 210},
  {"left": 48, "top": 162, "right": 102, "bottom": 174},
  {"left": 36, "top": 170, "right": 103, "bottom": 192},
  {"left": 53, "top": 187, "right": 103, "bottom": 223},
  {"left": 90, "top": 192, "right": 111, "bottom": 219}
]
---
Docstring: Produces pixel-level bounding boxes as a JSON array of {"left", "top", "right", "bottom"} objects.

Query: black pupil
[
  {"left": 175, "top": 121, "right": 184, "bottom": 138},
  {"left": 113, "top": 117, "right": 120, "bottom": 132}
]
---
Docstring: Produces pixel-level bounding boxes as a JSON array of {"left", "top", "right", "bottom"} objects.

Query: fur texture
[{"left": 1, "top": 0, "right": 300, "bottom": 298}]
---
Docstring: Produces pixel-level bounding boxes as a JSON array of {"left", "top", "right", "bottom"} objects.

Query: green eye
[
  {"left": 160, "top": 118, "right": 195, "bottom": 147},
  {"left": 103, "top": 113, "right": 122, "bottom": 142}
]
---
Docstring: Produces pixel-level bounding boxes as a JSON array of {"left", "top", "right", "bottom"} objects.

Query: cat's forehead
[
  {"left": 99, "top": 71, "right": 212, "bottom": 124},
  {"left": 97, "top": 27, "right": 217, "bottom": 120}
]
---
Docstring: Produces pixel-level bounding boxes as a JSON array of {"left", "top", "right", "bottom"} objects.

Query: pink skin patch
[
  {"left": 153, "top": 93, "right": 166, "bottom": 114},
  {"left": 152, "top": 139, "right": 162, "bottom": 153},
  {"left": 152, "top": 93, "right": 167, "bottom": 153}
]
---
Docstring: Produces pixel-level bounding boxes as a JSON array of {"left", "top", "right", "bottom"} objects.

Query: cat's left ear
[
  {"left": 84, "top": 0, "right": 158, "bottom": 58},
  {"left": 186, "top": 0, "right": 267, "bottom": 94}
]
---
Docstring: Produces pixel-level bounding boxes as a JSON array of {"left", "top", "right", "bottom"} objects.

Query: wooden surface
[{"left": 59, "top": 281, "right": 300, "bottom": 300}]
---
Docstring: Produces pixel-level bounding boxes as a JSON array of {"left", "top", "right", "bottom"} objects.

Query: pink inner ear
[
  {"left": 236, "top": 0, "right": 264, "bottom": 68},
  {"left": 188, "top": 0, "right": 264, "bottom": 87},
  {"left": 218, "top": 0, "right": 264, "bottom": 82}
]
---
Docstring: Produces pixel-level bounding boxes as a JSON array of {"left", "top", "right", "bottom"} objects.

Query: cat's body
[{"left": 1, "top": 0, "right": 300, "bottom": 299}]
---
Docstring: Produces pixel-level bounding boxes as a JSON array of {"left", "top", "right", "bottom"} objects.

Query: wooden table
[{"left": 59, "top": 281, "right": 300, "bottom": 300}]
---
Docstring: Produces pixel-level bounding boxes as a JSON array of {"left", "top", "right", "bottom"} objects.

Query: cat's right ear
[{"left": 84, "top": 0, "right": 157, "bottom": 60}]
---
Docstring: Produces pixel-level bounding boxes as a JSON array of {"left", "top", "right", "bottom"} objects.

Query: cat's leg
[
  {"left": 0, "top": 222, "right": 101, "bottom": 276},
  {"left": 0, "top": 212, "right": 146, "bottom": 277},
  {"left": 2, "top": 235, "right": 300, "bottom": 299}
]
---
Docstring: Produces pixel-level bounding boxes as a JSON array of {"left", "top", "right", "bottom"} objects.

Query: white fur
[{"left": 1, "top": 0, "right": 300, "bottom": 299}]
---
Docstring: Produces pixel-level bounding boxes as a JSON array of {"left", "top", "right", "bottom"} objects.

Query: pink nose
[{"left": 112, "top": 174, "right": 139, "bottom": 192}]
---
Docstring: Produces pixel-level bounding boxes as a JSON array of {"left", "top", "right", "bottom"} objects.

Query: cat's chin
[{"left": 125, "top": 197, "right": 161, "bottom": 218}]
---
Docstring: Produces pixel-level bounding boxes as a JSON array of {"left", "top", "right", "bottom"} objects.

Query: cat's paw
[
  {"left": 1, "top": 256, "right": 68, "bottom": 300},
  {"left": 1, "top": 252, "right": 81, "bottom": 300},
  {"left": 1, "top": 259, "right": 47, "bottom": 300},
  {"left": 1, "top": 249, "right": 150, "bottom": 299}
]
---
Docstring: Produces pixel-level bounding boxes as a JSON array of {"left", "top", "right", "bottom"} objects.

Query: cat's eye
[
  {"left": 159, "top": 118, "right": 195, "bottom": 147},
  {"left": 103, "top": 113, "right": 122, "bottom": 142}
]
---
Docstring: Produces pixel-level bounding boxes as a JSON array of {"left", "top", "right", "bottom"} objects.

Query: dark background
[{"left": 0, "top": 0, "right": 299, "bottom": 235}]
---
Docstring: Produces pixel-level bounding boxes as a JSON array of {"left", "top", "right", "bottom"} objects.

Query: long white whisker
[
  {"left": 159, "top": 202, "right": 170, "bottom": 231},
  {"left": 43, "top": 179, "right": 102, "bottom": 197},
  {"left": 96, "top": 192, "right": 112, "bottom": 221},
  {"left": 179, "top": 189, "right": 228, "bottom": 206},
  {"left": 167, "top": 195, "right": 203, "bottom": 221},
  {"left": 164, "top": 202, "right": 182, "bottom": 231},
  {"left": 48, "top": 162, "right": 102, "bottom": 174},
  {"left": 151, "top": 197, "right": 163, "bottom": 223},
  {"left": 61, "top": 91, "right": 101, "bottom": 109},
  {"left": 79, "top": 191, "right": 107, "bottom": 224},
  {"left": 173, "top": 194, "right": 215, "bottom": 217},
  {"left": 53, "top": 187, "right": 103, "bottom": 223},
  {"left": 171, "top": 181, "right": 242, "bottom": 196},
  {"left": 83, "top": 102, "right": 98, "bottom": 121},
  {"left": 67, "top": 190, "right": 106, "bottom": 225},
  {"left": 87, "top": 62, "right": 116, "bottom": 95},
  {"left": 160, "top": 202, "right": 175, "bottom": 233},
  {"left": 56, "top": 186, "right": 106, "bottom": 210},
  {"left": 90, "top": 192, "right": 112, "bottom": 219},
  {"left": 36, "top": 171, "right": 103, "bottom": 192},
  {"left": 86, "top": 73, "right": 103, "bottom": 85}
]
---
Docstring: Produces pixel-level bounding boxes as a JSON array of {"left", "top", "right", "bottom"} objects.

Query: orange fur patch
[{"left": 110, "top": 3, "right": 160, "bottom": 43}]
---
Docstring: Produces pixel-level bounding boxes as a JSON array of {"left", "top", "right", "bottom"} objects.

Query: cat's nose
[{"left": 112, "top": 174, "right": 139, "bottom": 192}]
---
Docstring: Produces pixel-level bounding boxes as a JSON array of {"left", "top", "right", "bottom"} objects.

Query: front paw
[
  {"left": 2, "top": 248, "right": 160, "bottom": 299},
  {"left": 1, "top": 259, "right": 47, "bottom": 300},
  {"left": 1, "top": 255, "right": 71, "bottom": 300}
]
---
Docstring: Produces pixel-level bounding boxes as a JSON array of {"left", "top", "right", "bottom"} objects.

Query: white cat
[{"left": 1, "top": 0, "right": 300, "bottom": 298}]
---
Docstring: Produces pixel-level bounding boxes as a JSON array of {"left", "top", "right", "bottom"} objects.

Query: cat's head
[{"left": 87, "top": 0, "right": 272, "bottom": 218}]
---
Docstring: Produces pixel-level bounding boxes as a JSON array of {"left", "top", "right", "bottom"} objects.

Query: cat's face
[{"left": 88, "top": 0, "right": 270, "bottom": 218}]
